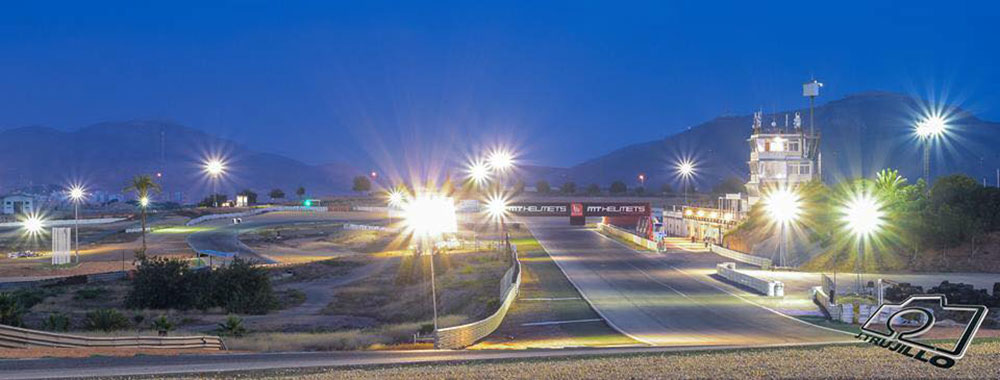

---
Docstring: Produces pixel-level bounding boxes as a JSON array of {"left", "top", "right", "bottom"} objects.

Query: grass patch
[{"left": 225, "top": 316, "right": 465, "bottom": 352}]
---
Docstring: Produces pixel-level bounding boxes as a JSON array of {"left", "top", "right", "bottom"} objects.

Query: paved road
[
  {"left": 186, "top": 211, "right": 370, "bottom": 264},
  {"left": 0, "top": 341, "right": 857, "bottom": 379},
  {"left": 524, "top": 217, "right": 851, "bottom": 346}
]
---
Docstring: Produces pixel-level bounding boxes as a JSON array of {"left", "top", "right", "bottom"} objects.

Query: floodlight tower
[
  {"left": 842, "top": 194, "right": 884, "bottom": 293},
  {"left": 915, "top": 116, "right": 947, "bottom": 184},
  {"left": 803, "top": 79, "right": 823, "bottom": 136},
  {"left": 204, "top": 158, "right": 226, "bottom": 207},
  {"left": 764, "top": 187, "right": 801, "bottom": 267},
  {"left": 68, "top": 186, "right": 86, "bottom": 263}
]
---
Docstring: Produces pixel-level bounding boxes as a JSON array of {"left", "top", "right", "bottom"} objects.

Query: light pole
[
  {"left": 915, "top": 116, "right": 946, "bottom": 184},
  {"left": 842, "top": 193, "right": 884, "bottom": 294},
  {"left": 764, "top": 187, "right": 801, "bottom": 268},
  {"left": 485, "top": 193, "right": 509, "bottom": 256},
  {"left": 676, "top": 160, "right": 695, "bottom": 205},
  {"left": 402, "top": 193, "right": 457, "bottom": 335},
  {"left": 68, "top": 186, "right": 86, "bottom": 263},
  {"left": 204, "top": 158, "right": 226, "bottom": 207}
]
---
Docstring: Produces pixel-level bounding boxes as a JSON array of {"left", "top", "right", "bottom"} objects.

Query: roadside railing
[
  {"left": 596, "top": 223, "right": 658, "bottom": 251},
  {"left": 185, "top": 206, "right": 329, "bottom": 226},
  {"left": 0, "top": 271, "right": 128, "bottom": 290},
  {"left": 716, "top": 262, "right": 784, "bottom": 297},
  {"left": 0, "top": 324, "right": 225, "bottom": 350},
  {"left": 434, "top": 244, "right": 521, "bottom": 349},
  {"left": 710, "top": 244, "right": 772, "bottom": 270}
]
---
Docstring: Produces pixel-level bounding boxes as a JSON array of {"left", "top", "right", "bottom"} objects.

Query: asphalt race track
[{"left": 524, "top": 217, "right": 851, "bottom": 346}]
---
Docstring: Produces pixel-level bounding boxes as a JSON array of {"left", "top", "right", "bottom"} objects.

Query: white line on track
[
  {"left": 521, "top": 318, "right": 604, "bottom": 327},
  {"left": 520, "top": 297, "right": 582, "bottom": 301},
  {"left": 594, "top": 230, "right": 855, "bottom": 337}
]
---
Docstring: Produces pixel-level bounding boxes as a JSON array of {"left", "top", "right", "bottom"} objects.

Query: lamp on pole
[
  {"left": 68, "top": 186, "right": 86, "bottom": 263},
  {"left": 764, "top": 187, "right": 801, "bottom": 268},
  {"left": 204, "top": 158, "right": 226, "bottom": 207},
  {"left": 402, "top": 193, "right": 457, "bottom": 335},
  {"left": 676, "top": 160, "right": 695, "bottom": 205},
  {"left": 841, "top": 193, "right": 884, "bottom": 294},
  {"left": 915, "top": 115, "right": 946, "bottom": 184}
]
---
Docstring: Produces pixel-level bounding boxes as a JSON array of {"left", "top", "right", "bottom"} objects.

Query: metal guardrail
[
  {"left": 185, "top": 206, "right": 329, "bottom": 226},
  {"left": 716, "top": 262, "right": 784, "bottom": 297},
  {"left": 435, "top": 244, "right": 521, "bottom": 349},
  {"left": 710, "top": 244, "right": 772, "bottom": 270},
  {"left": 0, "top": 324, "right": 224, "bottom": 350}
]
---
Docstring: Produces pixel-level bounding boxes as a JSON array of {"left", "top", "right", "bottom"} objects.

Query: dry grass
[{"left": 224, "top": 315, "right": 465, "bottom": 352}]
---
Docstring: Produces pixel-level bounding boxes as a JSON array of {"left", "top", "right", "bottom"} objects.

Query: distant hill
[
  {"left": 528, "top": 92, "right": 1000, "bottom": 190},
  {"left": 0, "top": 121, "right": 358, "bottom": 201}
]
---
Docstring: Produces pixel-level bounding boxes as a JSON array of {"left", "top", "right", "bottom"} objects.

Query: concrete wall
[
  {"left": 435, "top": 246, "right": 521, "bottom": 349},
  {"left": 716, "top": 262, "right": 784, "bottom": 297},
  {"left": 597, "top": 223, "right": 659, "bottom": 251},
  {"left": 710, "top": 244, "right": 772, "bottom": 270}
]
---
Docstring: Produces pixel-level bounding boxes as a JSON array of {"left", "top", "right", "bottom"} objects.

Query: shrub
[
  {"left": 125, "top": 257, "right": 196, "bottom": 310},
  {"left": 43, "top": 313, "right": 71, "bottom": 332},
  {"left": 73, "top": 287, "right": 106, "bottom": 301},
  {"left": 85, "top": 309, "right": 130, "bottom": 332},
  {"left": 126, "top": 257, "right": 275, "bottom": 313},
  {"left": 152, "top": 315, "right": 174, "bottom": 334},
  {"left": 217, "top": 314, "right": 247, "bottom": 337},
  {"left": 0, "top": 293, "right": 25, "bottom": 327},
  {"left": 212, "top": 258, "right": 277, "bottom": 314}
]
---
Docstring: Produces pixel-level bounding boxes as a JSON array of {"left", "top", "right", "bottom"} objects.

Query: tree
[
  {"left": 269, "top": 188, "right": 285, "bottom": 201},
  {"left": 660, "top": 183, "right": 674, "bottom": 195},
  {"left": 352, "top": 176, "right": 372, "bottom": 194},
  {"left": 513, "top": 180, "right": 526, "bottom": 195},
  {"left": 296, "top": 186, "right": 306, "bottom": 199},
  {"left": 634, "top": 186, "right": 645, "bottom": 196},
  {"left": 536, "top": 180, "right": 551, "bottom": 194},
  {"left": 124, "top": 175, "right": 162, "bottom": 256},
  {"left": 238, "top": 189, "right": 258, "bottom": 205},
  {"left": 199, "top": 194, "right": 228, "bottom": 208},
  {"left": 561, "top": 182, "right": 577, "bottom": 194},
  {"left": 609, "top": 181, "right": 627, "bottom": 195},
  {"left": 586, "top": 184, "right": 601, "bottom": 195}
]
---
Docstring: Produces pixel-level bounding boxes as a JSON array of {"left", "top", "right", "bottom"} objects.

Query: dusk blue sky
[{"left": 1, "top": 1, "right": 997, "bottom": 170}]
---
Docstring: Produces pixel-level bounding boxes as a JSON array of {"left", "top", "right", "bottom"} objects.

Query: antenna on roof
[{"left": 803, "top": 78, "right": 823, "bottom": 135}]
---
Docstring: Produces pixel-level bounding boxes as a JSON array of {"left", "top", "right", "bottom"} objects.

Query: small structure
[{"left": 2, "top": 194, "right": 36, "bottom": 215}]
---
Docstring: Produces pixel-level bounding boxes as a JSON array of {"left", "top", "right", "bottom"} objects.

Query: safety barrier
[
  {"left": 0, "top": 271, "right": 128, "bottom": 290},
  {"left": 811, "top": 286, "right": 876, "bottom": 324},
  {"left": 435, "top": 245, "right": 521, "bottom": 349},
  {"left": 716, "top": 262, "right": 784, "bottom": 297},
  {"left": 185, "top": 206, "right": 329, "bottom": 226},
  {"left": 0, "top": 324, "right": 225, "bottom": 350},
  {"left": 352, "top": 206, "right": 388, "bottom": 213},
  {"left": 343, "top": 223, "right": 389, "bottom": 232},
  {"left": 710, "top": 245, "right": 772, "bottom": 270},
  {"left": 596, "top": 223, "right": 658, "bottom": 251}
]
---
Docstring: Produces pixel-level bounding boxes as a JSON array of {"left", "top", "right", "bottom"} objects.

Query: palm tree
[{"left": 124, "top": 175, "right": 162, "bottom": 257}]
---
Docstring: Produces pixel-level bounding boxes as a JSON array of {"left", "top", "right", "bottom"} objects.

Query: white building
[
  {"left": 2, "top": 194, "right": 36, "bottom": 215},
  {"left": 745, "top": 110, "right": 821, "bottom": 206}
]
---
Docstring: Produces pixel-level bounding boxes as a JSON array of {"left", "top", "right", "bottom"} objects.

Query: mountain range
[
  {"left": 520, "top": 92, "right": 1000, "bottom": 191},
  {"left": 0, "top": 121, "right": 357, "bottom": 201},
  {"left": 2, "top": 92, "right": 998, "bottom": 201}
]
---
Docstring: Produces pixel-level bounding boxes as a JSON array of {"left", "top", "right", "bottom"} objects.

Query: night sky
[{"left": 1, "top": 1, "right": 996, "bottom": 169}]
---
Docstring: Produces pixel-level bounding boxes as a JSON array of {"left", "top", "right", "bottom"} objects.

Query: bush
[
  {"left": 152, "top": 315, "right": 174, "bottom": 334},
  {"left": 125, "top": 257, "right": 196, "bottom": 310},
  {"left": 211, "top": 258, "right": 277, "bottom": 314},
  {"left": 74, "top": 287, "right": 106, "bottom": 301},
  {"left": 126, "top": 257, "right": 275, "bottom": 313},
  {"left": 43, "top": 313, "right": 71, "bottom": 332},
  {"left": 0, "top": 293, "right": 25, "bottom": 327},
  {"left": 85, "top": 309, "right": 130, "bottom": 332},
  {"left": 217, "top": 314, "right": 247, "bottom": 337}
]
